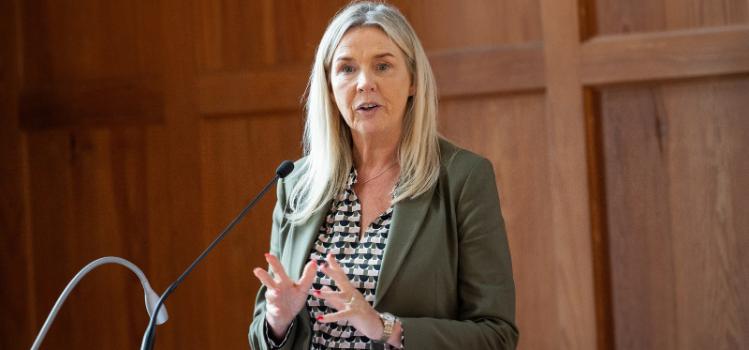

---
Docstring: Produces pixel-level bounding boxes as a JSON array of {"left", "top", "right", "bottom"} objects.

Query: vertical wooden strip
[
  {"left": 0, "top": 0, "right": 36, "bottom": 348},
  {"left": 540, "top": 0, "right": 598, "bottom": 348},
  {"left": 585, "top": 89, "right": 614, "bottom": 350},
  {"left": 151, "top": 0, "right": 204, "bottom": 348}
]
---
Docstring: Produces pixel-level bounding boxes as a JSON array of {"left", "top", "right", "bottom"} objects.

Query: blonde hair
[{"left": 288, "top": 1, "right": 440, "bottom": 223}]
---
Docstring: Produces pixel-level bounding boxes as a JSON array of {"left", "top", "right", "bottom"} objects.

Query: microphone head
[{"left": 276, "top": 160, "right": 295, "bottom": 178}]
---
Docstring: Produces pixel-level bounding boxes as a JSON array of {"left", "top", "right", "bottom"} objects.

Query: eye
[
  {"left": 376, "top": 63, "right": 391, "bottom": 72},
  {"left": 339, "top": 65, "right": 355, "bottom": 74}
]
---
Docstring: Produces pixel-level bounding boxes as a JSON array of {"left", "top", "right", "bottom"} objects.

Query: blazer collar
[{"left": 374, "top": 184, "right": 436, "bottom": 307}]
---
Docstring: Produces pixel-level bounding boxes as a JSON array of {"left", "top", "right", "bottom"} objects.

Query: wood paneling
[
  {"left": 439, "top": 93, "right": 557, "bottom": 350},
  {"left": 21, "top": 0, "right": 163, "bottom": 84},
  {"left": 24, "top": 128, "right": 153, "bottom": 348},
  {"left": 403, "top": 0, "right": 543, "bottom": 49},
  {"left": 431, "top": 43, "right": 546, "bottom": 97},
  {"left": 197, "top": 65, "right": 308, "bottom": 115},
  {"left": 0, "top": 0, "right": 35, "bottom": 349},
  {"left": 600, "top": 76, "right": 749, "bottom": 350},
  {"left": 199, "top": 113, "right": 303, "bottom": 348},
  {"left": 20, "top": 77, "right": 164, "bottom": 129},
  {"left": 581, "top": 25, "right": 749, "bottom": 86},
  {"left": 540, "top": 0, "right": 598, "bottom": 348},
  {"left": 593, "top": 0, "right": 749, "bottom": 34},
  {"left": 5, "top": 0, "right": 749, "bottom": 349}
]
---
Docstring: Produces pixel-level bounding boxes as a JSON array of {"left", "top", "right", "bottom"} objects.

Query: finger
[
  {"left": 253, "top": 267, "right": 279, "bottom": 290},
  {"left": 297, "top": 260, "right": 318, "bottom": 290},
  {"left": 322, "top": 253, "right": 353, "bottom": 292},
  {"left": 265, "top": 253, "right": 290, "bottom": 283},
  {"left": 316, "top": 309, "right": 354, "bottom": 323},
  {"left": 311, "top": 287, "right": 343, "bottom": 301}
]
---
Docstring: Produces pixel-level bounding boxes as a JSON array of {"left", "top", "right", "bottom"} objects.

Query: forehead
[{"left": 333, "top": 26, "right": 402, "bottom": 59}]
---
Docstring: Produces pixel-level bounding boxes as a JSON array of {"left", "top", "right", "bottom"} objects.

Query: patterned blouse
[{"left": 305, "top": 169, "right": 395, "bottom": 349}]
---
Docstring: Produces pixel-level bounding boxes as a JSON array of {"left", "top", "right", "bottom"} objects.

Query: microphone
[
  {"left": 140, "top": 160, "right": 295, "bottom": 349},
  {"left": 31, "top": 257, "right": 168, "bottom": 350}
]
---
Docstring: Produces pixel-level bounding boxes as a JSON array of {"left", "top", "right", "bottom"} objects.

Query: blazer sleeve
[
  {"left": 248, "top": 179, "right": 303, "bottom": 350},
  {"left": 398, "top": 157, "right": 519, "bottom": 349}
]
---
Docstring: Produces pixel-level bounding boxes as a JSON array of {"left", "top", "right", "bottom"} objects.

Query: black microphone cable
[{"left": 140, "top": 160, "right": 295, "bottom": 350}]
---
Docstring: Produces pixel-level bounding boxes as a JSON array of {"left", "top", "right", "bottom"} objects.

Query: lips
[{"left": 356, "top": 102, "right": 381, "bottom": 111}]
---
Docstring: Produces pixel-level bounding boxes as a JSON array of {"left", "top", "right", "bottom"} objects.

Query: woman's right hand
[{"left": 253, "top": 253, "right": 317, "bottom": 340}]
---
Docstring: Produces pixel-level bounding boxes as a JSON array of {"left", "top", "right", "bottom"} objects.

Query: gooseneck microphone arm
[
  {"left": 31, "top": 256, "right": 169, "bottom": 350},
  {"left": 140, "top": 160, "right": 295, "bottom": 350}
]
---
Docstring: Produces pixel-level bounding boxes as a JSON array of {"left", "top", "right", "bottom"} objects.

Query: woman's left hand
[{"left": 312, "top": 253, "right": 385, "bottom": 341}]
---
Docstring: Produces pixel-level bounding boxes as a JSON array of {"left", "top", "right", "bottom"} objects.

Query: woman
[{"left": 249, "top": 2, "right": 517, "bottom": 349}]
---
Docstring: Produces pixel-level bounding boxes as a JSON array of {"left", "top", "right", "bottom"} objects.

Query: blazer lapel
[
  {"left": 283, "top": 207, "right": 327, "bottom": 281},
  {"left": 374, "top": 184, "right": 436, "bottom": 307}
]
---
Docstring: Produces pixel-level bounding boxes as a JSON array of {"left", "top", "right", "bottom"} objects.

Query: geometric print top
[{"left": 305, "top": 169, "right": 395, "bottom": 349}]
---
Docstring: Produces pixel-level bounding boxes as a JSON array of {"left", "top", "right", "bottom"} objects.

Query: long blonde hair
[{"left": 287, "top": 1, "right": 440, "bottom": 223}]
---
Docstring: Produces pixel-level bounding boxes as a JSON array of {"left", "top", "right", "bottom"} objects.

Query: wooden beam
[
  {"left": 540, "top": 0, "right": 598, "bottom": 348},
  {"left": 197, "top": 65, "right": 309, "bottom": 116},
  {"left": 581, "top": 25, "right": 749, "bottom": 86},
  {"left": 430, "top": 42, "right": 546, "bottom": 98},
  {"left": 196, "top": 43, "right": 547, "bottom": 116},
  {"left": 19, "top": 77, "right": 164, "bottom": 130}
]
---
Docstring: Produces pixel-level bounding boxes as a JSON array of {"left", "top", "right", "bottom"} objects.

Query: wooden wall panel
[
  {"left": 0, "top": 0, "right": 35, "bottom": 348},
  {"left": 403, "top": 0, "right": 542, "bottom": 49},
  {"left": 24, "top": 128, "right": 153, "bottom": 348},
  {"left": 21, "top": 0, "right": 163, "bottom": 84},
  {"left": 600, "top": 76, "right": 749, "bottom": 350},
  {"left": 593, "top": 0, "right": 749, "bottom": 35},
  {"left": 439, "top": 93, "right": 556, "bottom": 350},
  {"left": 198, "top": 114, "right": 303, "bottom": 348}
]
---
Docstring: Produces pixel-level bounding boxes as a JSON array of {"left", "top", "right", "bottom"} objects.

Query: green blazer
[{"left": 249, "top": 139, "right": 518, "bottom": 349}]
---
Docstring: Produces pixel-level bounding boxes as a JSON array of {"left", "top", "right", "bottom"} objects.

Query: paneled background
[{"left": 1, "top": 0, "right": 747, "bottom": 349}]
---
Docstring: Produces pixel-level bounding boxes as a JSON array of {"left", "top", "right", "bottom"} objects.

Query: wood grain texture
[
  {"left": 439, "top": 93, "right": 557, "bottom": 350},
  {"left": 540, "top": 0, "right": 598, "bottom": 348},
  {"left": 21, "top": 0, "right": 163, "bottom": 84},
  {"left": 24, "top": 128, "right": 153, "bottom": 348},
  {"left": 199, "top": 113, "right": 304, "bottom": 348},
  {"left": 601, "top": 76, "right": 749, "bottom": 350},
  {"left": 0, "top": 0, "right": 36, "bottom": 348},
  {"left": 197, "top": 65, "right": 309, "bottom": 116},
  {"left": 431, "top": 43, "right": 546, "bottom": 98},
  {"left": 581, "top": 25, "right": 749, "bottom": 86},
  {"left": 20, "top": 77, "right": 164, "bottom": 129},
  {"left": 593, "top": 0, "right": 749, "bottom": 34},
  {"left": 402, "top": 0, "right": 542, "bottom": 49}
]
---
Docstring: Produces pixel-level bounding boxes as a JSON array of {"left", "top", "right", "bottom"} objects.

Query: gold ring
[{"left": 344, "top": 294, "right": 355, "bottom": 306}]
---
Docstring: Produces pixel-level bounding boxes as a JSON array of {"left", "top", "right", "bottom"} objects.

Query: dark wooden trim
[
  {"left": 19, "top": 77, "right": 164, "bottom": 130},
  {"left": 581, "top": 25, "right": 749, "bottom": 85},
  {"left": 585, "top": 88, "right": 615, "bottom": 350}
]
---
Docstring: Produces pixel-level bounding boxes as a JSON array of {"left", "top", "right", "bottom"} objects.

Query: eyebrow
[{"left": 334, "top": 52, "right": 396, "bottom": 62}]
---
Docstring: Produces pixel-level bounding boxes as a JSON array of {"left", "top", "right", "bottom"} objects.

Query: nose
[{"left": 356, "top": 70, "right": 376, "bottom": 93}]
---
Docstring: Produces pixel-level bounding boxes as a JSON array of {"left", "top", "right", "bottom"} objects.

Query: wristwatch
[{"left": 377, "top": 312, "right": 397, "bottom": 343}]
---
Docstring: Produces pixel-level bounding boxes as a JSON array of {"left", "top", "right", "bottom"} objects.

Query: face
[{"left": 329, "top": 26, "right": 414, "bottom": 140}]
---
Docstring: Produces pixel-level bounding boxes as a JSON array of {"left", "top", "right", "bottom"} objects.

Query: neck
[{"left": 351, "top": 132, "right": 399, "bottom": 171}]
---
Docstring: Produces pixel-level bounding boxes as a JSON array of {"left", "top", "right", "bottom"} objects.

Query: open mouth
[{"left": 356, "top": 103, "right": 380, "bottom": 111}]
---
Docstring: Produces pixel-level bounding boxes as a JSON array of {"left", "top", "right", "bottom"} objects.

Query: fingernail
[
  {"left": 264, "top": 253, "right": 270, "bottom": 258},
  {"left": 316, "top": 315, "right": 324, "bottom": 321},
  {"left": 310, "top": 260, "right": 317, "bottom": 267},
  {"left": 313, "top": 290, "right": 321, "bottom": 296}
]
